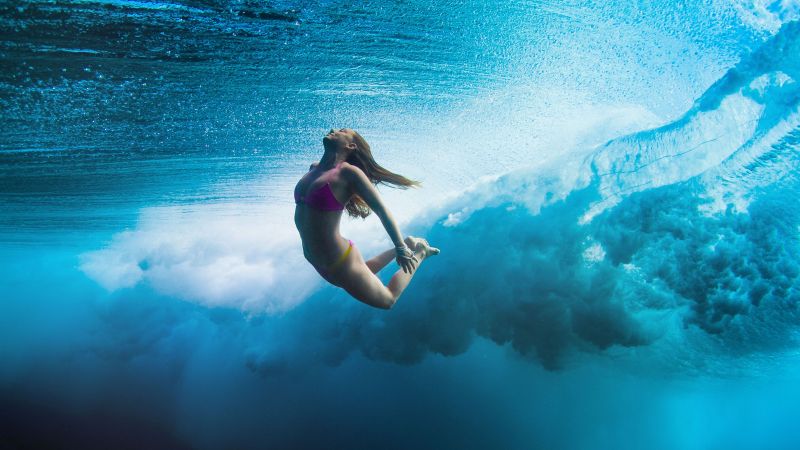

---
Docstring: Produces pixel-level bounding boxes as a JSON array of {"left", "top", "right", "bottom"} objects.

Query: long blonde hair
[{"left": 345, "top": 131, "right": 420, "bottom": 218}]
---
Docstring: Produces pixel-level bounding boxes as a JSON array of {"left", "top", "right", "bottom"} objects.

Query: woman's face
[{"left": 323, "top": 128, "right": 356, "bottom": 151}]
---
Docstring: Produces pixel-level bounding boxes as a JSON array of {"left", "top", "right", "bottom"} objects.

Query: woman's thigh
[{"left": 329, "top": 244, "right": 393, "bottom": 309}]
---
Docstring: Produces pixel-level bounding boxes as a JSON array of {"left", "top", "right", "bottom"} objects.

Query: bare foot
[{"left": 406, "top": 236, "right": 440, "bottom": 259}]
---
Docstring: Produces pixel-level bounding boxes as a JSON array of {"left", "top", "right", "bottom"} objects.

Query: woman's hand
[{"left": 395, "top": 244, "right": 418, "bottom": 274}]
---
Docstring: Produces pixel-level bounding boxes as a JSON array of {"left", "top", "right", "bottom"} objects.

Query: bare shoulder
[{"left": 339, "top": 162, "right": 367, "bottom": 181}]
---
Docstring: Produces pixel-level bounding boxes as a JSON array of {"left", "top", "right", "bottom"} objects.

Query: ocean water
[{"left": 2, "top": 1, "right": 800, "bottom": 448}]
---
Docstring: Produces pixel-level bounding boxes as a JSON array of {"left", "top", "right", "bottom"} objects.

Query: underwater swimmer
[{"left": 294, "top": 128, "right": 439, "bottom": 309}]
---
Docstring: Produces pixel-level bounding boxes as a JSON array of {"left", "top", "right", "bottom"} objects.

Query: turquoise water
[{"left": 2, "top": 1, "right": 800, "bottom": 448}]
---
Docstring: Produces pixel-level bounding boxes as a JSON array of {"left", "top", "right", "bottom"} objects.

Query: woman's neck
[{"left": 318, "top": 152, "right": 346, "bottom": 169}]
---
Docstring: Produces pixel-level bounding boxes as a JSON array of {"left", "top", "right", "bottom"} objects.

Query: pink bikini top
[{"left": 294, "top": 162, "right": 346, "bottom": 211}]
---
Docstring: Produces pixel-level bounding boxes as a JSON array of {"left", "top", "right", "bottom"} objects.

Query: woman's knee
[
  {"left": 338, "top": 267, "right": 395, "bottom": 309},
  {"left": 362, "top": 281, "right": 397, "bottom": 309},
  {"left": 359, "top": 285, "right": 396, "bottom": 309},
  {"left": 377, "top": 290, "right": 397, "bottom": 309}
]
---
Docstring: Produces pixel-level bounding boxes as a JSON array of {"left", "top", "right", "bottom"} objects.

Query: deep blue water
[{"left": 2, "top": 1, "right": 800, "bottom": 449}]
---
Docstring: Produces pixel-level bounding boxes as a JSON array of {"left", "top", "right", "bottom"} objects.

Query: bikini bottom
[{"left": 313, "top": 239, "right": 354, "bottom": 278}]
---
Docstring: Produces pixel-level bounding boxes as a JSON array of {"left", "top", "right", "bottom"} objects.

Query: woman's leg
[
  {"left": 336, "top": 239, "right": 437, "bottom": 309},
  {"left": 365, "top": 248, "right": 395, "bottom": 274},
  {"left": 364, "top": 236, "right": 419, "bottom": 274},
  {"left": 384, "top": 246, "right": 428, "bottom": 302}
]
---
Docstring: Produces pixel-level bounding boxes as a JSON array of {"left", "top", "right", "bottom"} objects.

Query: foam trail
[{"left": 80, "top": 203, "right": 322, "bottom": 313}]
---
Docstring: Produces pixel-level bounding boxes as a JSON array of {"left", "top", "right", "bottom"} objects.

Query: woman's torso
[{"left": 293, "top": 162, "right": 353, "bottom": 266}]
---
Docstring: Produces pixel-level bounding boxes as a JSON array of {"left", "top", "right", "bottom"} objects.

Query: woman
[{"left": 294, "top": 128, "right": 439, "bottom": 309}]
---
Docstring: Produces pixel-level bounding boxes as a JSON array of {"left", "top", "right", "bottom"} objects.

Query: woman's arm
[
  {"left": 342, "top": 164, "right": 404, "bottom": 245},
  {"left": 342, "top": 164, "right": 417, "bottom": 272}
]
